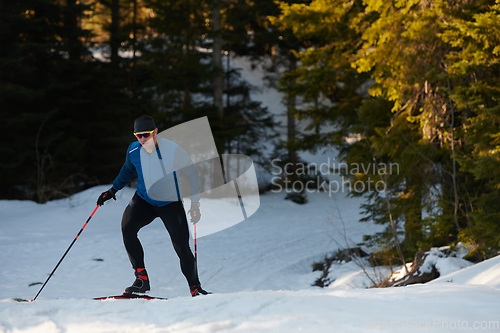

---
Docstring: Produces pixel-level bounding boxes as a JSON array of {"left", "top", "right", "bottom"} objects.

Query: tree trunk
[
  {"left": 287, "top": 57, "right": 297, "bottom": 177},
  {"left": 447, "top": 78, "right": 460, "bottom": 231},
  {"left": 184, "top": 87, "right": 191, "bottom": 109},
  {"left": 110, "top": 0, "right": 120, "bottom": 64},
  {"left": 383, "top": 174, "right": 409, "bottom": 274},
  {"left": 130, "top": 0, "right": 137, "bottom": 95},
  {"left": 64, "top": 0, "right": 80, "bottom": 61},
  {"left": 226, "top": 52, "right": 230, "bottom": 108},
  {"left": 213, "top": 0, "right": 223, "bottom": 117}
]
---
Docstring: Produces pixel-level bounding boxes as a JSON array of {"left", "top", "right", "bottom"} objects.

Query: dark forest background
[{"left": 2, "top": 0, "right": 500, "bottom": 263}]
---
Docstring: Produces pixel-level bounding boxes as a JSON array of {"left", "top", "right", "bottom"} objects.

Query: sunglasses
[{"left": 134, "top": 130, "right": 155, "bottom": 139}]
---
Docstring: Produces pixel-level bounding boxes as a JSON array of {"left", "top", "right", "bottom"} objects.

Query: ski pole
[
  {"left": 194, "top": 223, "right": 198, "bottom": 270},
  {"left": 193, "top": 223, "right": 200, "bottom": 280},
  {"left": 32, "top": 205, "right": 100, "bottom": 301}
]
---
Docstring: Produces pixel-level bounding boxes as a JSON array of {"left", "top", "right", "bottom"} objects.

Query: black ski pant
[{"left": 121, "top": 192, "right": 199, "bottom": 287}]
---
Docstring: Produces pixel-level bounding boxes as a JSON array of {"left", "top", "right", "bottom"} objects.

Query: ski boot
[
  {"left": 125, "top": 268, "right": 150, "bottom": 294},
  {"left": 190, "top": 284, "right": 210, "bottom": 297}
]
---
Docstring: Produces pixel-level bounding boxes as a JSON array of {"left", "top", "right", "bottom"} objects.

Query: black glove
[
  {"left": 97, "top": 187, "right": 117, "bottom": 206},
  {"left": 189, "top": 202, "right": 201, "bottom": 224}
]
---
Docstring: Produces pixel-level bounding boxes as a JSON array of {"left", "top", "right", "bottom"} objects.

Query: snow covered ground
[{"left": 1, "top": 186, "right": 500, "bottom": 333}]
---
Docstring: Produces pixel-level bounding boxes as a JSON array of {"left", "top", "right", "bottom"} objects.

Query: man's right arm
[
  {"left": 112, "top": 144, "right": 137, "bottom": 191},
  {"left": 97, "top": 144, "right": 137, "bottom": 206}
]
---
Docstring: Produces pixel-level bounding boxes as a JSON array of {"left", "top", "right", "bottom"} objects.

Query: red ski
[{"left": 94, "top": 292, "right": 167, "bottom": 300}]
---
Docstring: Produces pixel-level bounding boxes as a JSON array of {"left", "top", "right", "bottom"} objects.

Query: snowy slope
[
  {"left": 430, "top": 254, "right": 500, "bottom": 288},
  {"left": 2, "top": 285, "right": 500, "bottom": 333},
  {"left": 1, "top": 187, "right": 500, "bottom": 333}
]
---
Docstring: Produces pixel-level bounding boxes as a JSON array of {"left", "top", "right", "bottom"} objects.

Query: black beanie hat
[{"left": 134, "top": 115, "right": 156, "bottom": 132}]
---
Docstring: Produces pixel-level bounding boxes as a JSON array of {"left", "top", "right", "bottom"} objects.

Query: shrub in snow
[
  {"left": 312, "top": 248, "right": 369, "bottom": 287},
  {"left": 387, "top": 245, "right": 473, "bottom": 287}
]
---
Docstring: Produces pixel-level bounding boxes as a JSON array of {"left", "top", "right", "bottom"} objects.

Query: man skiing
[{"left": 97, "top": 115, "right": 209, "bottom": 297}]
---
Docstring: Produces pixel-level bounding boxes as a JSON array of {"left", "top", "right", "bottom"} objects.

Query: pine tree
[
  {"left": 437, "top": 0, "right": 500, "bottom": 258},
  {"left": 270, "top": 0, "right": 372, "bottom": 203},
  {"left": 349, "top": 0, "right": 457, "bottom": 258}
]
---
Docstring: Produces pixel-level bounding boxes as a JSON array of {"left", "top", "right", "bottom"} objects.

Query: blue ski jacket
[{"left": 112, "top": 139, "right": 200, "bottom": 207}]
